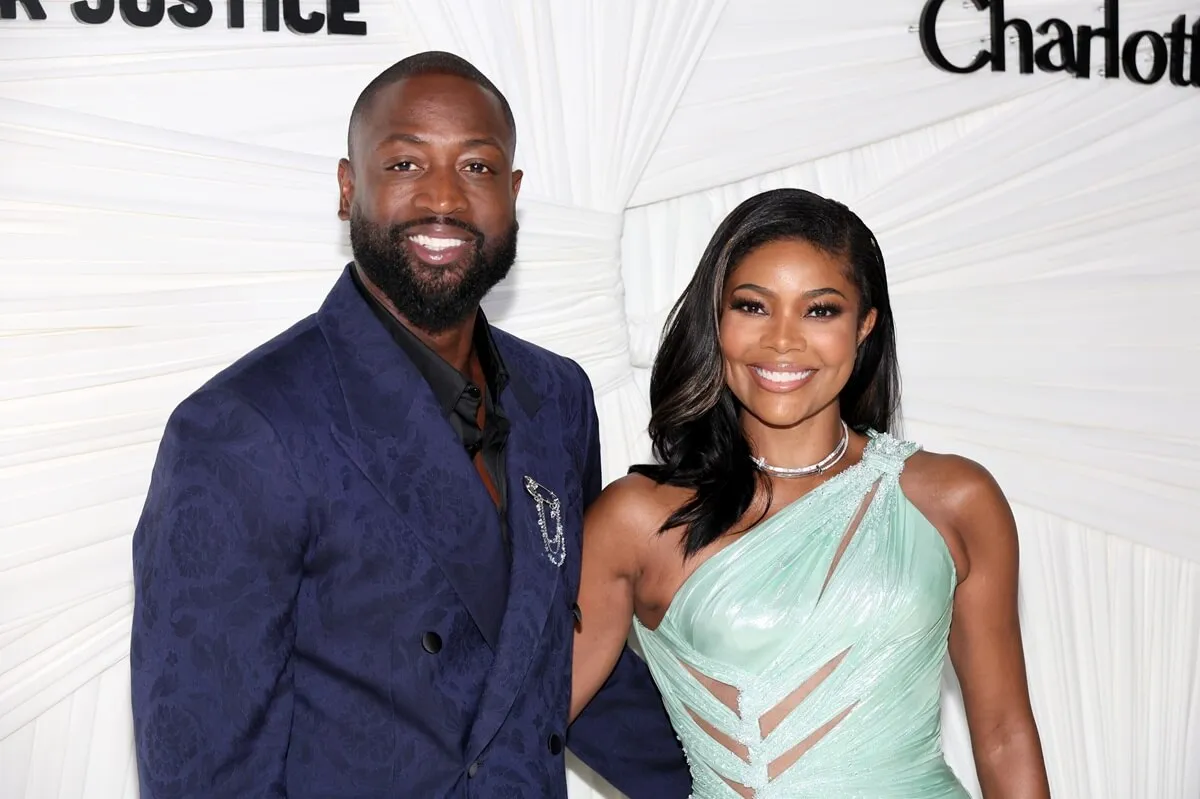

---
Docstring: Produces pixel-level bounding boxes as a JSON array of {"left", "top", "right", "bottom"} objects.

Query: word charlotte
[
  {"left": 920, "top": 0, "right": 1198, "bottom": 87},
  {"left": 1, "top": 0, "right": 366, "bottom": 34}
]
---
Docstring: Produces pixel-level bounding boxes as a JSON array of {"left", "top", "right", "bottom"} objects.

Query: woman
[{"left": 569, "top": 188, "right": 1050, "bottom": 798}]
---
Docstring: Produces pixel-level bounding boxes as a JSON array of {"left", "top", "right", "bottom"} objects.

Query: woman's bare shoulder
[
  {"left": 902, "top": 448, "right": 1010, "bottom": 526},
  {"left": 900, "top": 447, "right": 1014, "bottom": 581},
  {"left": 586, "top": 472, "right": 692, "bottom": 545}
]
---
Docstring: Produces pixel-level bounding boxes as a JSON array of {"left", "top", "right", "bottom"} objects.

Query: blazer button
[
  {"left": 421, "top": 631, "right": 443, "bottom": 654},
  {"left": 467, "top": 761, "right": 480, "bottom": 778},
  {"left": 547, "top": 732, "right": 563, "bottom": 755}
]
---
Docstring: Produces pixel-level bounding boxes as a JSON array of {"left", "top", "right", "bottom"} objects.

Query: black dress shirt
[{"left": 350, "top": 265, "right": 513, "bottom": 553}]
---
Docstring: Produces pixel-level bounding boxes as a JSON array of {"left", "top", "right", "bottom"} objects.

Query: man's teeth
[
  {"left": 409, "top": 234, "right": 467, "bottom": 251},
  {"left": 753, "top": 367, "right": 813, "bottom": 383}
]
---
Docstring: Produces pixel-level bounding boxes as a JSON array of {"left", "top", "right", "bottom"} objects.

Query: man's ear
[{"left": 337, "top": 158, "right": 353, "bottom": 221}]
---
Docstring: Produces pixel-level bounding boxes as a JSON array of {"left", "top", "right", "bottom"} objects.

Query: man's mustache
[{"left": 388, "top": 216, "right": 484, "bottom": 242}]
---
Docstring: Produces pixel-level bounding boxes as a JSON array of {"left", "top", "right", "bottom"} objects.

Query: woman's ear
[{"left": 857, "top": 307, "right": 878, "bottom": 345}]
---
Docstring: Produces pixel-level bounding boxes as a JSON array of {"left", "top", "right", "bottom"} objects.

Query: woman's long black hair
[{"left": 630, "top": 188, "right": 900, "bottom": 558}]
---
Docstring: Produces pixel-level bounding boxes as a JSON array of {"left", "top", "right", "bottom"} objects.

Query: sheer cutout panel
[
  {"left": 762, "top": 646, "right": 856, "bottom": 780},
  {"left": 817, "top": 480, "right": 880, "bottom": 602},
  {"left": 766, "top": 701, "right": 859, "bottom": 781},
  {"left": 680, "top": 661, "right": 754, "bottom": 797},
  {"left": 758, "top": 646, "right": 850, "bottom": 738},
  {"left": 684, "top": 705, "right": 751, "bottom": 764},
  {"left": 720, "top": 772, "right": 755, "bottom": 798},
  {"left": 676, "top": 647, "right": 857, "bottom": 796},
  {"left": 683, "top": 660, "right": 740, "bottom": 715}
]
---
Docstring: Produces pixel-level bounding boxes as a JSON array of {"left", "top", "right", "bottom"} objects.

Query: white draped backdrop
[{"left": 2, "top": 1, "right": 1198, "bottom": 797}]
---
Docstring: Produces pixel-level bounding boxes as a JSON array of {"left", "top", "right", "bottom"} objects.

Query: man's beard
[{"left": 349, "top": 208, "right": 518, "bottom": 334}]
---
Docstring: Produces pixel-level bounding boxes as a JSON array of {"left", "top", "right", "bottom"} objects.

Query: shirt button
[
  {"left": 421, "top": 631, "right": 443, "bottom": 654},
  {"left": 467, "top": 761, "right": 480, "bottom": 778},
  {"left": 547, "top": 733, "right": 563, "bottom": 755}
]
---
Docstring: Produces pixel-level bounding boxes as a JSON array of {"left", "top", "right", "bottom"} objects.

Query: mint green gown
[{"left": 632, "top": 431, "right": 970, "bottom": 798}]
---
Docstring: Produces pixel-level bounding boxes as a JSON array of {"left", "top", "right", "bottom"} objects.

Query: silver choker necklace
[{"left": 751, "top": 421, "right": 850, "bottom": 478}]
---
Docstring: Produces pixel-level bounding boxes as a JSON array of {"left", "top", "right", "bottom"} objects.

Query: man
[{"left": 129, "top": 51, "right": 689, "bottom": 798}]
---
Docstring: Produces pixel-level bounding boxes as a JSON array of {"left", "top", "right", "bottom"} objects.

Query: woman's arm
[
  {"left": 569, "top": 475, "right": 655, "bottom": 723},
  {"left": 943, "top": 457, "right": 1051, "bottom": 798}
]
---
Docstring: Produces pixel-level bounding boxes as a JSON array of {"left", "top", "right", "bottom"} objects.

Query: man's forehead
[{"left": 359, "top": 74, "right": 512, "bottom": 149}]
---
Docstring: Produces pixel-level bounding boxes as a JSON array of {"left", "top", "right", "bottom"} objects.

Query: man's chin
[{"left": 409, "top": 269, "right": 472, "bottom": 297}]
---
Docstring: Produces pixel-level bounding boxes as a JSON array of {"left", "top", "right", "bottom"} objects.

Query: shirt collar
[{"left": 349, "top": 264, "right": 509, "bottom": 414}]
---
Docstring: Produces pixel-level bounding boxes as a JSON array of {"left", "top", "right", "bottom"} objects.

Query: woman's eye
[
  {"left": 730, "top": 299, "right": 766, "bottom": 315},
  {"left": 807, "top": 303, "right": 843, "bottom": 318}
]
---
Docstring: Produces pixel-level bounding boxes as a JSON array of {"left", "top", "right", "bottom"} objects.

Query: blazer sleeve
[
  {"left": 130, "top": 388, "right": 309, "bottom": 799},
  {"left": 565, "top": 365, "right": 691, "bottom": 799}
]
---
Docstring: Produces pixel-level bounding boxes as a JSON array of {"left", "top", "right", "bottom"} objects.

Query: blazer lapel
[
  {"left": 466, "top": 338, "right": 562, "bottom": 761},
  {"left": 318, "top": 266, "right": 507, "bottom": 649}
]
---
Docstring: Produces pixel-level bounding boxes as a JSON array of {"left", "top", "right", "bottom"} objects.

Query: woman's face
[{"left": 719, "top": 238, "right": 876, "bottom": 430}]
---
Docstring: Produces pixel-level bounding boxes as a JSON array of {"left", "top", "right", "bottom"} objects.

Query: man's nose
[{"left": 413, "top": 166, "right": 468, "bottom": 217}]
